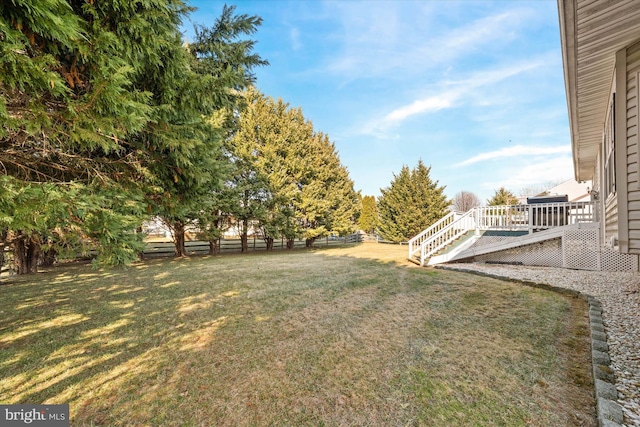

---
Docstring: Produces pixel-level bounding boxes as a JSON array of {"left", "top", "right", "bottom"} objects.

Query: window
[{"left": 603, "top": 93, "right": 616, "bottom": 198}]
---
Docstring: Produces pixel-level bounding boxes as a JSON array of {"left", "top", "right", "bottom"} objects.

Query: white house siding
[
  {"left": 605, "top": 196, "right": 619, "bottom": 245},
  {"left": 594, "top": 150, "right": 602, "bottom": 233},
  {"left": 626, "top": 41, "right": 640, "bottom": 253}
]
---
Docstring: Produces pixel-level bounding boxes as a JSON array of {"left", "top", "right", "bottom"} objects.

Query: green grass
[{"left": 0, "top": 244, "right": 595, "bottom": 426}]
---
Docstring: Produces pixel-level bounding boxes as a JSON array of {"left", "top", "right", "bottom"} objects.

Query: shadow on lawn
[
  {"left": 0, "top": 246, "right": 596, "bottom": 426},
  {"left": 0, "top": 249, "right": 415, "bottom": 417},
  {"left": 0, "top": 259, "right": 246, "bottom": 423}
]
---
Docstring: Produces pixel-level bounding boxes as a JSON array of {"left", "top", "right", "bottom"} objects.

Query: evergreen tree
[
  {"left": 0, "top": 2, "right": 267, "bottom": 267},
  {"left": 487, "top": 187, "right": 519, "bottom": 206},
  {"left": 228, "top": 88, "right": 358, "bottom": 250},
  {"left": 225, "top": 89, "right": 294, "bottom": 252},
  {"left": 0, "top": 0, "right": 185, "bottom": 182},
  {"left": 140, "top": 6, "right": 267, "bottom": 257},
  {"left": 377, "top": 161, "right": 449, "bottom": 242},
  {"left": 358, "top": 195, "right": 379, "bottom": 233},
  {"left": 0, "top": 177, "right": 145, "bottom": 274}
]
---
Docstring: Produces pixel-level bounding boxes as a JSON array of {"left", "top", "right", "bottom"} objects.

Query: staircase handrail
[
  {"left": 408, "top": 211, "right": 459, "bottom": 258},
  {"left": 419, "top": 209, "right": 476, "bottom": 265}
]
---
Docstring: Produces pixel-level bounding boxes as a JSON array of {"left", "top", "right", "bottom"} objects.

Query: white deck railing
[
  {"left": 474, "top": 201, "right": 594, "bottom": 232},
  {"left": 418, "top": 209, "right": 476, "bottom": 266},
  {"left": 408, "top": 201, "right": 595, "bottom": 266},
  {"left": 408, "top": 211, "right": 458, "bottom": 260}
]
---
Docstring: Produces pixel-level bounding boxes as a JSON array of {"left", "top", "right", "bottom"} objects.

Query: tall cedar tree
[
  {"left": 358, "top": 195, "right": 380, "bottom": 233},
  {"left": 0, "top": 0, "right": 187, "bottom": 271},
  {"left": 228, "top": 88, "right": 359, "bottom": 250},
  {"left": 142, "top": 6, "right": 267, "bottom": 257},
  {"left": 0, "top": 1, "right": 266, "bottom": 269},
  {"left": 225, "top": 88, "right": 308, "bottom": 252},
  {"left": 377, "top": 161, "right": 449, "bottom": 242},
  {"left": 301, "top": 131, "right": 359, "bottom": 246},
  {"left": 0, "top": 176, "right": 145, "bottom": 274}
]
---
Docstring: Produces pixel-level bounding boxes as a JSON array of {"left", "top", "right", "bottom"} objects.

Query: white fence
[{"left": 143, "top": 234, "right": 362, "bottom": 257}]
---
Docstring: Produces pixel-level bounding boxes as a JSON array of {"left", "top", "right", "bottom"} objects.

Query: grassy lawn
[{"left": 0, "top": 244, "right": 595, "bottom": 426}]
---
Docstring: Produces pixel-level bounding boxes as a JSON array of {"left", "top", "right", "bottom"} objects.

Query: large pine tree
[
  {"left": 227, "top": 88, "right": 359, "bottom": 250},
  {"left": 145, "top": 6, "right": 268, "bottom": 257},
  {"left": 358, "top": 195, "right": 379, "bottom": 233},
  {"left": 377, "top": 161, "right": 449, "bottom": 242},
  {"left": 0, "top": 2, "right": 267, "bottom": 269},
  {"left": 1, "top": 0, "right": 184, "bottom": 271}
]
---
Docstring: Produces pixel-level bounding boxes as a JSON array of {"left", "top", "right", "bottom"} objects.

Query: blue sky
[{"left": 183, "top": 0, "right": 573, "bottom": 203}]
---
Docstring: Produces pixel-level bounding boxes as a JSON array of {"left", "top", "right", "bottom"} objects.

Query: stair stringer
[{"left": 427, "top": 234, "right": 482, "bottom": 265}]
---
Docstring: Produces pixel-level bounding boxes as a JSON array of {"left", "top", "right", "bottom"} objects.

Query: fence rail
[
  {"left": 144, "top": 234, "right": 362, "bottom": 257},
  {"left": 0, "top": 234, "right": 364, "bottom": 274}
]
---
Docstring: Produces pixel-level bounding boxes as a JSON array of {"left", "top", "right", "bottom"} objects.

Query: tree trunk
[
  {"left": 209, "top": 239, "right": 219, "bottom": 255},
  {"left": 265, "top": 237, "right": 274, "bottom": 251},
  {"left": 13, "top": 234, "right": 41, "bottom": 275},
  {"left": 174, "top": 220, "right": 186, "bottom": 257},
  {"left": 0, "top": 228, "right": 6, "bottom": 273},
  {"left": 136, "top": 226, "right": 145, "bottom": 260},
  {"left": 13, "top": 238, "right": 27, "bottom": 274},
  {"left": 240, "top": 218, "right": 249, "bottom": 253},
  {"left": 286, "top": 238, "right": 295, "bottom": 250},
  {"left": 40, "top": 247, "right": 57, "bottom": 267},
  {"left": 305, "top": 237, "right": 315, "bottom": 248}
]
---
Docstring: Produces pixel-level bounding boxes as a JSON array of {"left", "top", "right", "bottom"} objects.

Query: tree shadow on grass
[
  {"left": 0, "top": 247, "right": 596, "bottom": 426},
  {"left": 0, "top": 258, "right": 246, "bottom": 424}
]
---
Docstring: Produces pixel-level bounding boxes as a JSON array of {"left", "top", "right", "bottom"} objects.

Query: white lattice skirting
[{"left": 470, "top": 228, "right": 638, "bottom": 272}]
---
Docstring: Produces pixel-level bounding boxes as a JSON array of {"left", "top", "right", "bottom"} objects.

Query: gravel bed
[{"left": 440, "top": 263, "right": 640, "bottom": 427}]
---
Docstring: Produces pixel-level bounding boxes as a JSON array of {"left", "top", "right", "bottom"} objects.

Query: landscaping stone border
[{"left": 435, "top": 265, "right": 624, "bottom": 427}]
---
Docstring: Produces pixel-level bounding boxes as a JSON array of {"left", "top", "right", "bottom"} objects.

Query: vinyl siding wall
[{"left": 626, "top": 41, "right": 640, "bottom": 253}]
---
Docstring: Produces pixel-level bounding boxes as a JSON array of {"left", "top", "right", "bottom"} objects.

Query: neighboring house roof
[
  {"left": 558, "top": 0, "right": 640, "bottom": 181},
  {"left": 542, "top": 178, "right": 592, "bottom": 202},
  {"left": 515, "top": 179, "right": 592, "bottom": 204}
]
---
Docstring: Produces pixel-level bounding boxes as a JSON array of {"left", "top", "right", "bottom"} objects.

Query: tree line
[
  {"left": 2, "top": 1, "right": 528, "bottom": 275},
  {"left": 0, "top": 1, "right": 358, "bottom": 274}
]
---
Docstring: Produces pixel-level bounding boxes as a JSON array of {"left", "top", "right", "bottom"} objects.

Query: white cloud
[
  {"left": 370, "top": 60, "right": 545, "bottom": 131},
  {"left": 479, "top": 156, "right": 574, "bottom": 193},
  {"left": 427, "top": 10, "right": 528, "bottom": 62},
  {"left": 325, "top": 6, "right": 535, "bottom": 80},
  {"left": 455, "top": 145, "right": 571, "bottom": 167},
  {"left": 383, "top": 95, "right": 455, "bottom": 123}
]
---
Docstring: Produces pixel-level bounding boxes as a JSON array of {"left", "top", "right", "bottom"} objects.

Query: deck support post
[{"left": 474, "top": 208, "right": 480, "bottom": 236}]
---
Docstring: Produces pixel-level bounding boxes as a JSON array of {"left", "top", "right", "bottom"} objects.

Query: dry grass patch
[{"left": 0, "top": 244, "right": 595, "bottom": 426}]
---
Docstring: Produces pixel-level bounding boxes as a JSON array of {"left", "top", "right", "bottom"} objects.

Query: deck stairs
[{"left": 408, "top": 201, "right": 596, "bottom": 267}]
